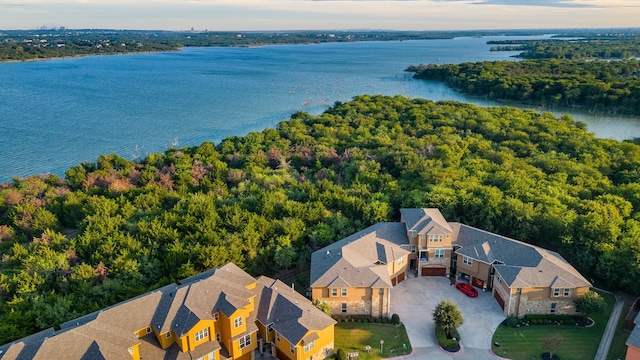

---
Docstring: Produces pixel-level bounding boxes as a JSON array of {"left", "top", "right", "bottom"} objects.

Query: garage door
[
  {"left": 472, "top": 277, "right": 485, "bottom": 288},
  {"left": 397, "top": 272, "right": 405, "bottom": 284},
  {"left": 494, "top": 290, "right": 505, "bottom": 310},
  {"left": 421, "top": 267, "right": 446, "bottom": 276}
]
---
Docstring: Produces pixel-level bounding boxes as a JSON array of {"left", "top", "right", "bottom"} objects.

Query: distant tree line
[
  {"left": 408, "top": 59, "right": 640, "bottom": 115},
  {"left": 488, "top": 36, "right": 640, "bottom": 60},
  {"left": 2, "top": 28, "right": 637, "bottom": 62},
  {"left": 3, "top": 95, "right": 640, "bottom": 344}
]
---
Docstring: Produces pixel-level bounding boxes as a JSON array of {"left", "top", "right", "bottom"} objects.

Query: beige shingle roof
[
  {"left": 255, "top": 277, "right": 336, "bottom": 345},
  {"left": 0, "top": 263, "right": 334, "bottom": 360},
  {"left": 400, "top": 208, "right": 453, "bottom": 235},
  {"left": 310, "top": 223, "right": 410, "bottom": 288}
]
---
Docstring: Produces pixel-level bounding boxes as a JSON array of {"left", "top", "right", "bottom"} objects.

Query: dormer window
[
  {"left": 195, "top": 328, "right": 209, "bottom": 342},
  {"left": 234, "top": 316, "right": 243, "bottom": 328}
]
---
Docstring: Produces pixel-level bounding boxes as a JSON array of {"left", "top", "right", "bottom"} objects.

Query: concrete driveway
[{"left": 390, "top": 275, "right": 505, "bottom": 359}]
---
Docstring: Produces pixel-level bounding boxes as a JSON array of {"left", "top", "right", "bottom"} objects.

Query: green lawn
[
  {"left": 491, "top": 291, "right": 615, "bottom": 360},
  {"left": 335, "top": 322, "right": 412, "bottom": 360}
]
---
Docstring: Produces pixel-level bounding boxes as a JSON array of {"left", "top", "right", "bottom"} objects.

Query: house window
[
  {"left": 239, "top": 334, "right": 251, "bottom": 349},
  {"left": 216, "top": 332, "right": 221, "bottom": 342},
  {"left": 276, "top": 333, "right": 281, "bottom": 342},
  {"left": 128, "top": 347, "right": 134, "bottom": 355},
  {"left": 291, "top": 343, "right": 296, "bottom": 354},
  {"left": 563, "top": 288, "right": 570, "bottom": 297},
  {"left": 497, "top": 275, "right": 502, "bottom": 284},
  {"left": 213, "top": 313, "right": 219, "bottom": 321},
  {"left": 304, "top": 341, "right": 315, "bottom": 353},
  {"left": 420, "top": 233, "right": 426, "bottom": 240},
  {"left": 267, "top": 323, "right": 274, "bottom": 333},
  {"left": 341, "top": 303, "right": 347, "bottom": 313},
  {"left": 146, "top": 327, "right": 151, "bottom": 334},
  {"left": 195, "top": 328, "right": 209, "bottom": 342},
  {"left": 430, "top": 235, "right": 443, "bottom": 242},
  {"left": 550, "top": 303, "right": 557, "bottom": 314},
  {"left": 379, "top": 288, "right": 384, "bottom": 294},
  {"left": 398, "top": 257, "right": 405, "bottom": 265},
  {"left": 463, "top": 256, "right": 472, "bottom": 266},
  {"left": 435, "top": 249, "right": 445, "bottom": 258},
  {"left": 411, "top": 230, "right": 417, "bottom": 237},
  {"left": 331, "top": 288, "right": 338, "bottom": 297},
  {"left": 234, "top": 316, "right": 243, "bottom": 328},
  {"left": 553, "top": 288, "right": 560, "bottom": 297},
  {"left": 411, "top": 245, "right": 416, "bottom": 253},
  {"left": 341, "top": 288, "right": 347, "bottom": 296},
  {"left": 166, "top": 332, "right": 172, "bottom": 339}
]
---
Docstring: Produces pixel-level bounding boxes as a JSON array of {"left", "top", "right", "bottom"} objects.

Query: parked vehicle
[{"left": 455, "top": 282, "right": 478, "bottom": 297}]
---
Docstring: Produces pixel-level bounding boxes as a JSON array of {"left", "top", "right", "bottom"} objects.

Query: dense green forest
[
  {"left": 2, "top": 95, "right": 640, "bottom": 344},
  {"left": 489, "top": 36, "right": 640, "bottom": 60},
  {"left": 408, "top": 59, "right": 640, "bottom": 115}
]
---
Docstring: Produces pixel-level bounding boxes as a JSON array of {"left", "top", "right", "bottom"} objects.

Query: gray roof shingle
[
  {"left": 450, "top": 223, "right": 591, "bottom": 289},
  {"left": 400, "top": 208, "right": 453, "bottom": 235},
  {"left": 310, "top": 223, "right": 410, "bottom": 288}
]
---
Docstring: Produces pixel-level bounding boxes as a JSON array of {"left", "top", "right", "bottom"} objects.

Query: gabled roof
[
  {"left": 255, "top": 277, "right": 336, "bottom": 345},
  {"left": 400, "top": 208, "right": 453, "bottom": 235},
  {"left": 0, "top": 263, "right": 304, "bottom": 360},
  {"left": 310, "top": 223, "right": 410, "bottom": 288},
  {"left": 450, "top": 223, "right": 591, "bottom": 289}
]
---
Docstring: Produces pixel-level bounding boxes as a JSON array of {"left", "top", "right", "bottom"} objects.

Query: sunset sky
[{"left": 1, "top": 0, "right": 638, "bottom": 31}]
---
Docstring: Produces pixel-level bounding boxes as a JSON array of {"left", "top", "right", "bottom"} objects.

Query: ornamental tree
[{"left": 432, "top": 300, "right": 463, "bottom": 337}]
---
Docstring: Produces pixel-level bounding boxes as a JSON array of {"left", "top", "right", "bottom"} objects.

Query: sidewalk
[{"left": 594, "top": 297, "right": 625, "bottom": 360}]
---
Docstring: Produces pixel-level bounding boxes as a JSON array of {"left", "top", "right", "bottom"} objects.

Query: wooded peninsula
[
  {"left": 408, "top": 34, "right": 640, "bottom": 115},
  {"left": 2, "top": 94, "right": 640, "bottom": 344}
]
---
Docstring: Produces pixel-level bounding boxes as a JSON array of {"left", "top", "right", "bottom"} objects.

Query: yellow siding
[
  {"left": 134, "top": 326, "right": 152, "bottom": 339},
  {"left": 179, "top": 319, "right": 215, "bottom": 352},
  {"left": 301, "top": 325, "right": 335, "bottom": 360},
  {"left": 275, "top": 332, "right": 296, "bottom": 360},
  {"left": 229, "top": 331, "right": 257, "bottom": 359},
  {"left": 157, "top": 330, "right": 176, "bottom": 349},
  {"left": 128, "top": 344, "right": 141, "bottom": 360},
  {"left": 246, "top": 295, "right": 256, "bottom": 312}
]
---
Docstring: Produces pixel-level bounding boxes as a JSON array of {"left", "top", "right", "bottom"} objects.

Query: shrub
[
  {"left": 505, "top": 315, "right": 518, "bottom": 327},
  {"left": 336, "top": 348, "right": 347, "bottom": 360},
  {"left": 435, "top": 325, "right": 460, "bottom": 347},
  {"left": 391, "top": 313, "right": 400, "bottom": 325}
]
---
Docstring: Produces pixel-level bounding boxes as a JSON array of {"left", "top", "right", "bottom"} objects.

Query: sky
[{"left": 1, "top": 0, "right": 639, "bottom": 31}]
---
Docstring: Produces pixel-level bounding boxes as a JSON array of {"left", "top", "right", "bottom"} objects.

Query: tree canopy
[
  {"left": 2, "top": 95, "right": 640, "bottom": 344},
  {"left": 408, "top": 58, "right": 640, "bottom": 115},
  {"left": 432, "top": 300, "right": 463, "bottom": 336}
]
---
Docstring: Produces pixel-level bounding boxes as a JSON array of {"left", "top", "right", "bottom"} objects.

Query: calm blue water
[{"left": 1, "top": 35, "right": 638, "bottom": 182}]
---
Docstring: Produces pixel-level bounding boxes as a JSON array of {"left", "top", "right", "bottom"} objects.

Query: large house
[
  {"left": 310, "top": 208, "right": 591, "bottom": 318},
  {"left": 0, "top": 263, "right": 336, "bottom": 360}
]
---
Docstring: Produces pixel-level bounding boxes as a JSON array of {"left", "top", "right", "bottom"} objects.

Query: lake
[{"left": 1, "top": 35, "right": 638, "bottom": 182}]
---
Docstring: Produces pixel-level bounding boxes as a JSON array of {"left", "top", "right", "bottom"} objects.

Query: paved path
[{"left": 594, "top": 297, "right": 625, "bottom": 360}]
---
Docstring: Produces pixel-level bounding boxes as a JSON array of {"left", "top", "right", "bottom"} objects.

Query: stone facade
[{"left": 326, "top": 299, "right": 371, "bottom": 317}]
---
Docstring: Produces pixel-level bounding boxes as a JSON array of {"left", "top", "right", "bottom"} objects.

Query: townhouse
[
  {"left": 310, "top": 208, "right": 592, "bottom": 318},
  {"left": 0, "top": 263, "right": 335, "bottom": 360}
]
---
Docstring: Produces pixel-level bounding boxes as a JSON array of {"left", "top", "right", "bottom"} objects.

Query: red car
[{"left": 456, "top": 283, "right": 478, "bottom": 297}]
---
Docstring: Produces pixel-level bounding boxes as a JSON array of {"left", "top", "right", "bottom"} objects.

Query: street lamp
[{"left": 380, "top": 339, "right": 384, "bottom": 354}]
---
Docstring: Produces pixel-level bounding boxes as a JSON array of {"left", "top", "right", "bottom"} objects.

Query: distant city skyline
[{"left": 1, "top": 0, "right": 639, "bottom": 31}]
